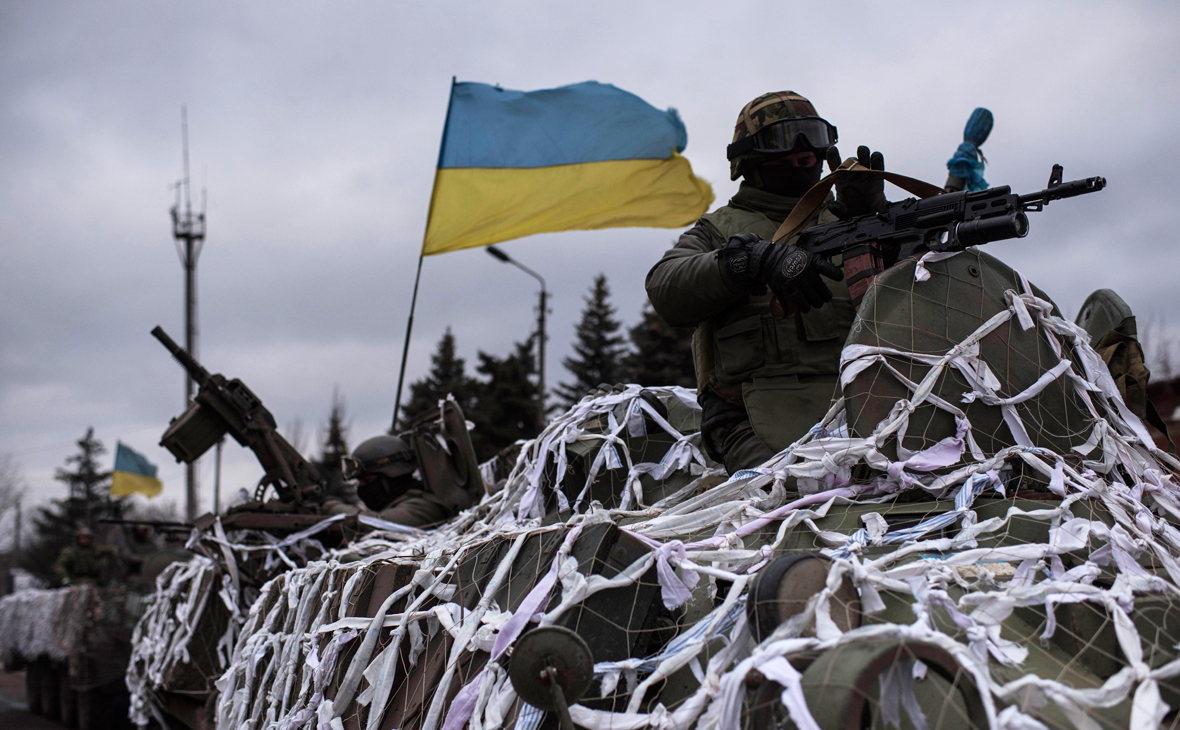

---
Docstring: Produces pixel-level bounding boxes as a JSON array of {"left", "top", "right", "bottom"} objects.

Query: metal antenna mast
[{"left": 170, "top": 105, "right": 206, "bottom": 522}]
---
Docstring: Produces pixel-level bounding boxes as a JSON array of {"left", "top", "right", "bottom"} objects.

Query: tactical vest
[
  {"left": 691, "top": 201, "right": 857, "bottom": 452},
  {"left": 692, "top": 203, "right": 856, "bottom": 395}
]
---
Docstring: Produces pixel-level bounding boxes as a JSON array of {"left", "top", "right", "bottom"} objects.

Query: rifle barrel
[
  {"left": 1018, "top": 176, "right": 1106, "bottom": 206},
  {"left": 98, "top": 517, "right": 193, "bottom": 529}
]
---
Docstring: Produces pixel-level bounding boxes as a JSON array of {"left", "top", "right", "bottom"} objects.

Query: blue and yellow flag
[
  {"left": 111, "top": 442, "right": 163, "bottom": 498},
  {"left": 422, "top": 81, "right": 714, "bottom": 255}
]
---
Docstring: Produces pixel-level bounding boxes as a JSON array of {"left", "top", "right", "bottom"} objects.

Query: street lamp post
[{"left": 486, "top": 246, "right": 548, "bottom": 427}]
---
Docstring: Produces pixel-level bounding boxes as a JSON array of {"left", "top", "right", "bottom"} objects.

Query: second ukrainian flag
[{"left": 422, "top": 80, "right": 714, "bottom": 256}]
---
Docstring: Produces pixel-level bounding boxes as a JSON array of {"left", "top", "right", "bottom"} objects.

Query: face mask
[
  {"left": 357, "top": 472, "right": 416, "bottom": 511},
  {"left": 754, "top": 161, "right": 823, "bottom": 197},
  {"left": 356, "top": 476, "right": 394, "bottom": 511}
]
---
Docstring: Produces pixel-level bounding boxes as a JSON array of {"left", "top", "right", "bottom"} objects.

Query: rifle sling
[{"left": 771, "top": 160, "right": 944, "bottom": 244}]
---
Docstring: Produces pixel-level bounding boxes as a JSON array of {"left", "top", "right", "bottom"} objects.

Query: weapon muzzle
[{"left": 956, "top": 212, "right": 1028, "bottom": 248}]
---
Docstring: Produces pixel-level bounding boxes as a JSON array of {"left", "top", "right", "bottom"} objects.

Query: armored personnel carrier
[
  {"left": 197, "top": 241, "right": 1180, "bottom": 730},
  {"left": 126, "top": 154, "right": 1180, "bottom": 729}
]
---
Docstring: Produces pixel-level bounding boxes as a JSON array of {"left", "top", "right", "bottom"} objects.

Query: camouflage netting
[
  {"left": 0, "top": 585, "right": 97, "bottom": 665},
  {"left": 125, "top": 519, "right": 346, "bottom": 726},
  {"left": 155, "top": 252, "right": 1180, "bottom": 729}
]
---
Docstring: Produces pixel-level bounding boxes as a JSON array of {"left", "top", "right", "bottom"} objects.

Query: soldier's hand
[
  {"left": 720, "top": 233, "right": 769, "bottom": 296},
  {"left": 721, "top": 234, "right": 843, "bottom": 313},
  {"left": 827, "top": 145, "right": 888, "bottom": 220}
]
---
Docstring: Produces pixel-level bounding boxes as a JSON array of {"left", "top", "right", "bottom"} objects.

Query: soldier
[
  {"left": 646, "top": 91, "right": 888, "bottom": 474},
  {"left": 119, "top": 523, "right": 159, "bottom": 587},
  {"left": 336, "top": 435, "right": 454, "bottom": 527},
  {"left": 55, "top": 527, "right": 118, "bottom": 586}
]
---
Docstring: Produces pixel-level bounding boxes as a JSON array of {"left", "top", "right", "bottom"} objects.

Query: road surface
[{"left": 0, "top": 670, "right": 64, "bottom": 730}]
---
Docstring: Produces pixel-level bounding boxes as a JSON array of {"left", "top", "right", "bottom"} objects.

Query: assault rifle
[
  {"left": 789, "top": 165, "right": 1106, "bottom": 306},
  {"left": 151, "top": 326, "right": 324, "bottom": 508}
]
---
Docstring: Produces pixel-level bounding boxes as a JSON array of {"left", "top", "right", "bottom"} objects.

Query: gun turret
[{"left": 152, "top": 326, "right": 323, "bottom": 509}]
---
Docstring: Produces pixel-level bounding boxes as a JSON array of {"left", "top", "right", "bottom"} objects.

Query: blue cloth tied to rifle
[
  {"left": 948, "top": 142, "right": 987, "bottom": 191},
  {"left": 947, "top": 107, "right": 993, "bottom": 192}
]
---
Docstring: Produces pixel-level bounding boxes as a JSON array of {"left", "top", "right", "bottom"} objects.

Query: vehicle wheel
[
  {"left": 25, "top": 660, "right": 44, "bottom": 715},
  {"left": 747, "top": 553, "right": 861, "bottom": 642},
  {"left": 40, "top": 662, "right": 61, "bottom": 721},
  {"left": 60, "top": 667, "right": 79, "bottom": 728},
  {"left": 77, "top": 687, "right": 109, "bottom": 730},
  {"left": 800, "top": 637, "right": 987, "bottom": 730}
]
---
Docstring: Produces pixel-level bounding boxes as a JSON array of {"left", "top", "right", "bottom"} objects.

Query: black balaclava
[
  {"left": 750, "top": 157, "right": 824, "bottom": 198},
  {"left": 357, "top": 472, "right": 418, "bottom": 511}
]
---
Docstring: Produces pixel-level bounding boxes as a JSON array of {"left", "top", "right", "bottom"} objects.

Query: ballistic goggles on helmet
[
  {"left": 727, "top": 117, "right": 838, "bottom": 161},
  {"left": 340, "top": 448, "right": 415, "bottom": 481}
]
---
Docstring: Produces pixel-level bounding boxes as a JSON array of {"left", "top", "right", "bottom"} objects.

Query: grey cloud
[{"left": 3, "top": 1, "right": 1179, "bottom": 513}]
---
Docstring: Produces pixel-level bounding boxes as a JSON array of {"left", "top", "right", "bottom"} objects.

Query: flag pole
[
  {"left": 392, "top": 76, "right": 457, "bottom": 432},
  {"left": 392, "top": 252, "right": 424, "bottom": 431}
]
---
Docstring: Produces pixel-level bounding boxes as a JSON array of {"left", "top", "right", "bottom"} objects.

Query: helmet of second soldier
[
  {"left": 727, "top": 91, "right": 837, "bottom": 181},
  {"left": 343, "top": 435, "right": 418, "bottom": 511},
  {"left": 345, "top": 435, "right": 416, "bottom": 480}
]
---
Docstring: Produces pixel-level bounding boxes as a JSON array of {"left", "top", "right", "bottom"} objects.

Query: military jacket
[
  {"left": 645, "top": 182, "right": 856, "bottom": 451},
  {"left": 55, "top": 544, "right": 117, "bottom": 585}
]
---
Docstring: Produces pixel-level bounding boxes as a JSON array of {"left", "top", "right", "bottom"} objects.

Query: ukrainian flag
[
  {"left": 422, "top": 81, "right": 714, "bottom": 255},
  {"left": 110, "top": 442, "right": 163, "bottom": 498}
]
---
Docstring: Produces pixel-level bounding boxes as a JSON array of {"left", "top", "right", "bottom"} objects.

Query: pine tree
[
  {"left": 556, "top": 274, "right": 628, "bottom": 406},
  {"left": 398, "top": 327, "right": 478, "bottom": 430},
  {"left": 624, "top": 302, "right": 697, "bottom": 388},
  {"left": 23, "top": 427, "right": 124, "bottom": 584},
  {"left": 469, "top": 336, "right": 540, "bottom": 461},
  {"left": 316, "top": 388, "right": 351, "bottom": 498}
]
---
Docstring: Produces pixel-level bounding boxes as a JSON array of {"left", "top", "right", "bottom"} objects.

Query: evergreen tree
[
  {"left": 469, "top": 336, "right": 540, "bottom": 461},
  {"left": 556, "top": 274, "right": 627, "bottom": 406},
  {"left": 316, "top": 388, "right": 351, "bottom": 498},
  {"left": 23, "top": 427, "right": 124, "bottom": 584},
  {"left": 398, "top": 327, "right": 478, "bottom": 430},
  {"left": 624, "top": 302, "right": 697, "bottom": 388}
]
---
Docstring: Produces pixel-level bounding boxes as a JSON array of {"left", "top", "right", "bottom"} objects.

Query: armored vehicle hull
[
  {"left": 0, "top": 585, "right": 140, "bottom": 729},
  {"left": 134, "top": 252, "right": 1180, "bottom": 730}
]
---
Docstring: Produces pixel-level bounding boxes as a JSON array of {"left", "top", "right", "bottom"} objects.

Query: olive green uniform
[
  {"left": 377, "top": 489, "right": 452, "bottom": 528},
  {"left": 322, "top": 486, "right": 453, "bottom": 528},
  {"left": 646, "top": 182, "right": 856, "bottom": 473},
  {"left": 55, "top": 544, "right": 117, "bottom": 586}
]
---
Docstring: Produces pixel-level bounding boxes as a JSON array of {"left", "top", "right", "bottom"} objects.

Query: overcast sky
[{"left": 2, "top": 1, "right": 1179, "bottom": 527}]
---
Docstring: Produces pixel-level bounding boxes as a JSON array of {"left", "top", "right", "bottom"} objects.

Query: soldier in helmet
[
  {"left": 55, "top": 527, "right": 118, "bottom": 586},
  {"left": 646, "top": 91, "right": 889, "bottom": 474},
  {"left": 337, "top": 435, "right": 454, "bottom": 527}
]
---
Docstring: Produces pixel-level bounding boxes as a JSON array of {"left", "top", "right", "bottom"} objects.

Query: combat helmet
[
  {"left": 727, "top": 91, "right": 838, "bottom": 180},
  {"left": 342, "top": 435, "right": 416, "bottom": 481}
]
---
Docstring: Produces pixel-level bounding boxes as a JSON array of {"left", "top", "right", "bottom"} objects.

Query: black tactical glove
[
  {"left": 721, "top": 233, "right": 844, "bottom": 313},
  {"left": 826, "top": 145, "right": 888, "bottom": 220}
]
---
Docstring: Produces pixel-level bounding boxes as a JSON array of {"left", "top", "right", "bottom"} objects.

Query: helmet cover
[{"left": 729, "top": 91, "right": 825, "bottom": 180}]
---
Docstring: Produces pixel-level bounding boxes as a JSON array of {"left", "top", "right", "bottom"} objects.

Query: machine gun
[
  {"left": 785, "top": 165, "right": 1106, "bottom": 307},
  {"left": 151, "top": 326, "right": 324, "bottom": 509}
]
